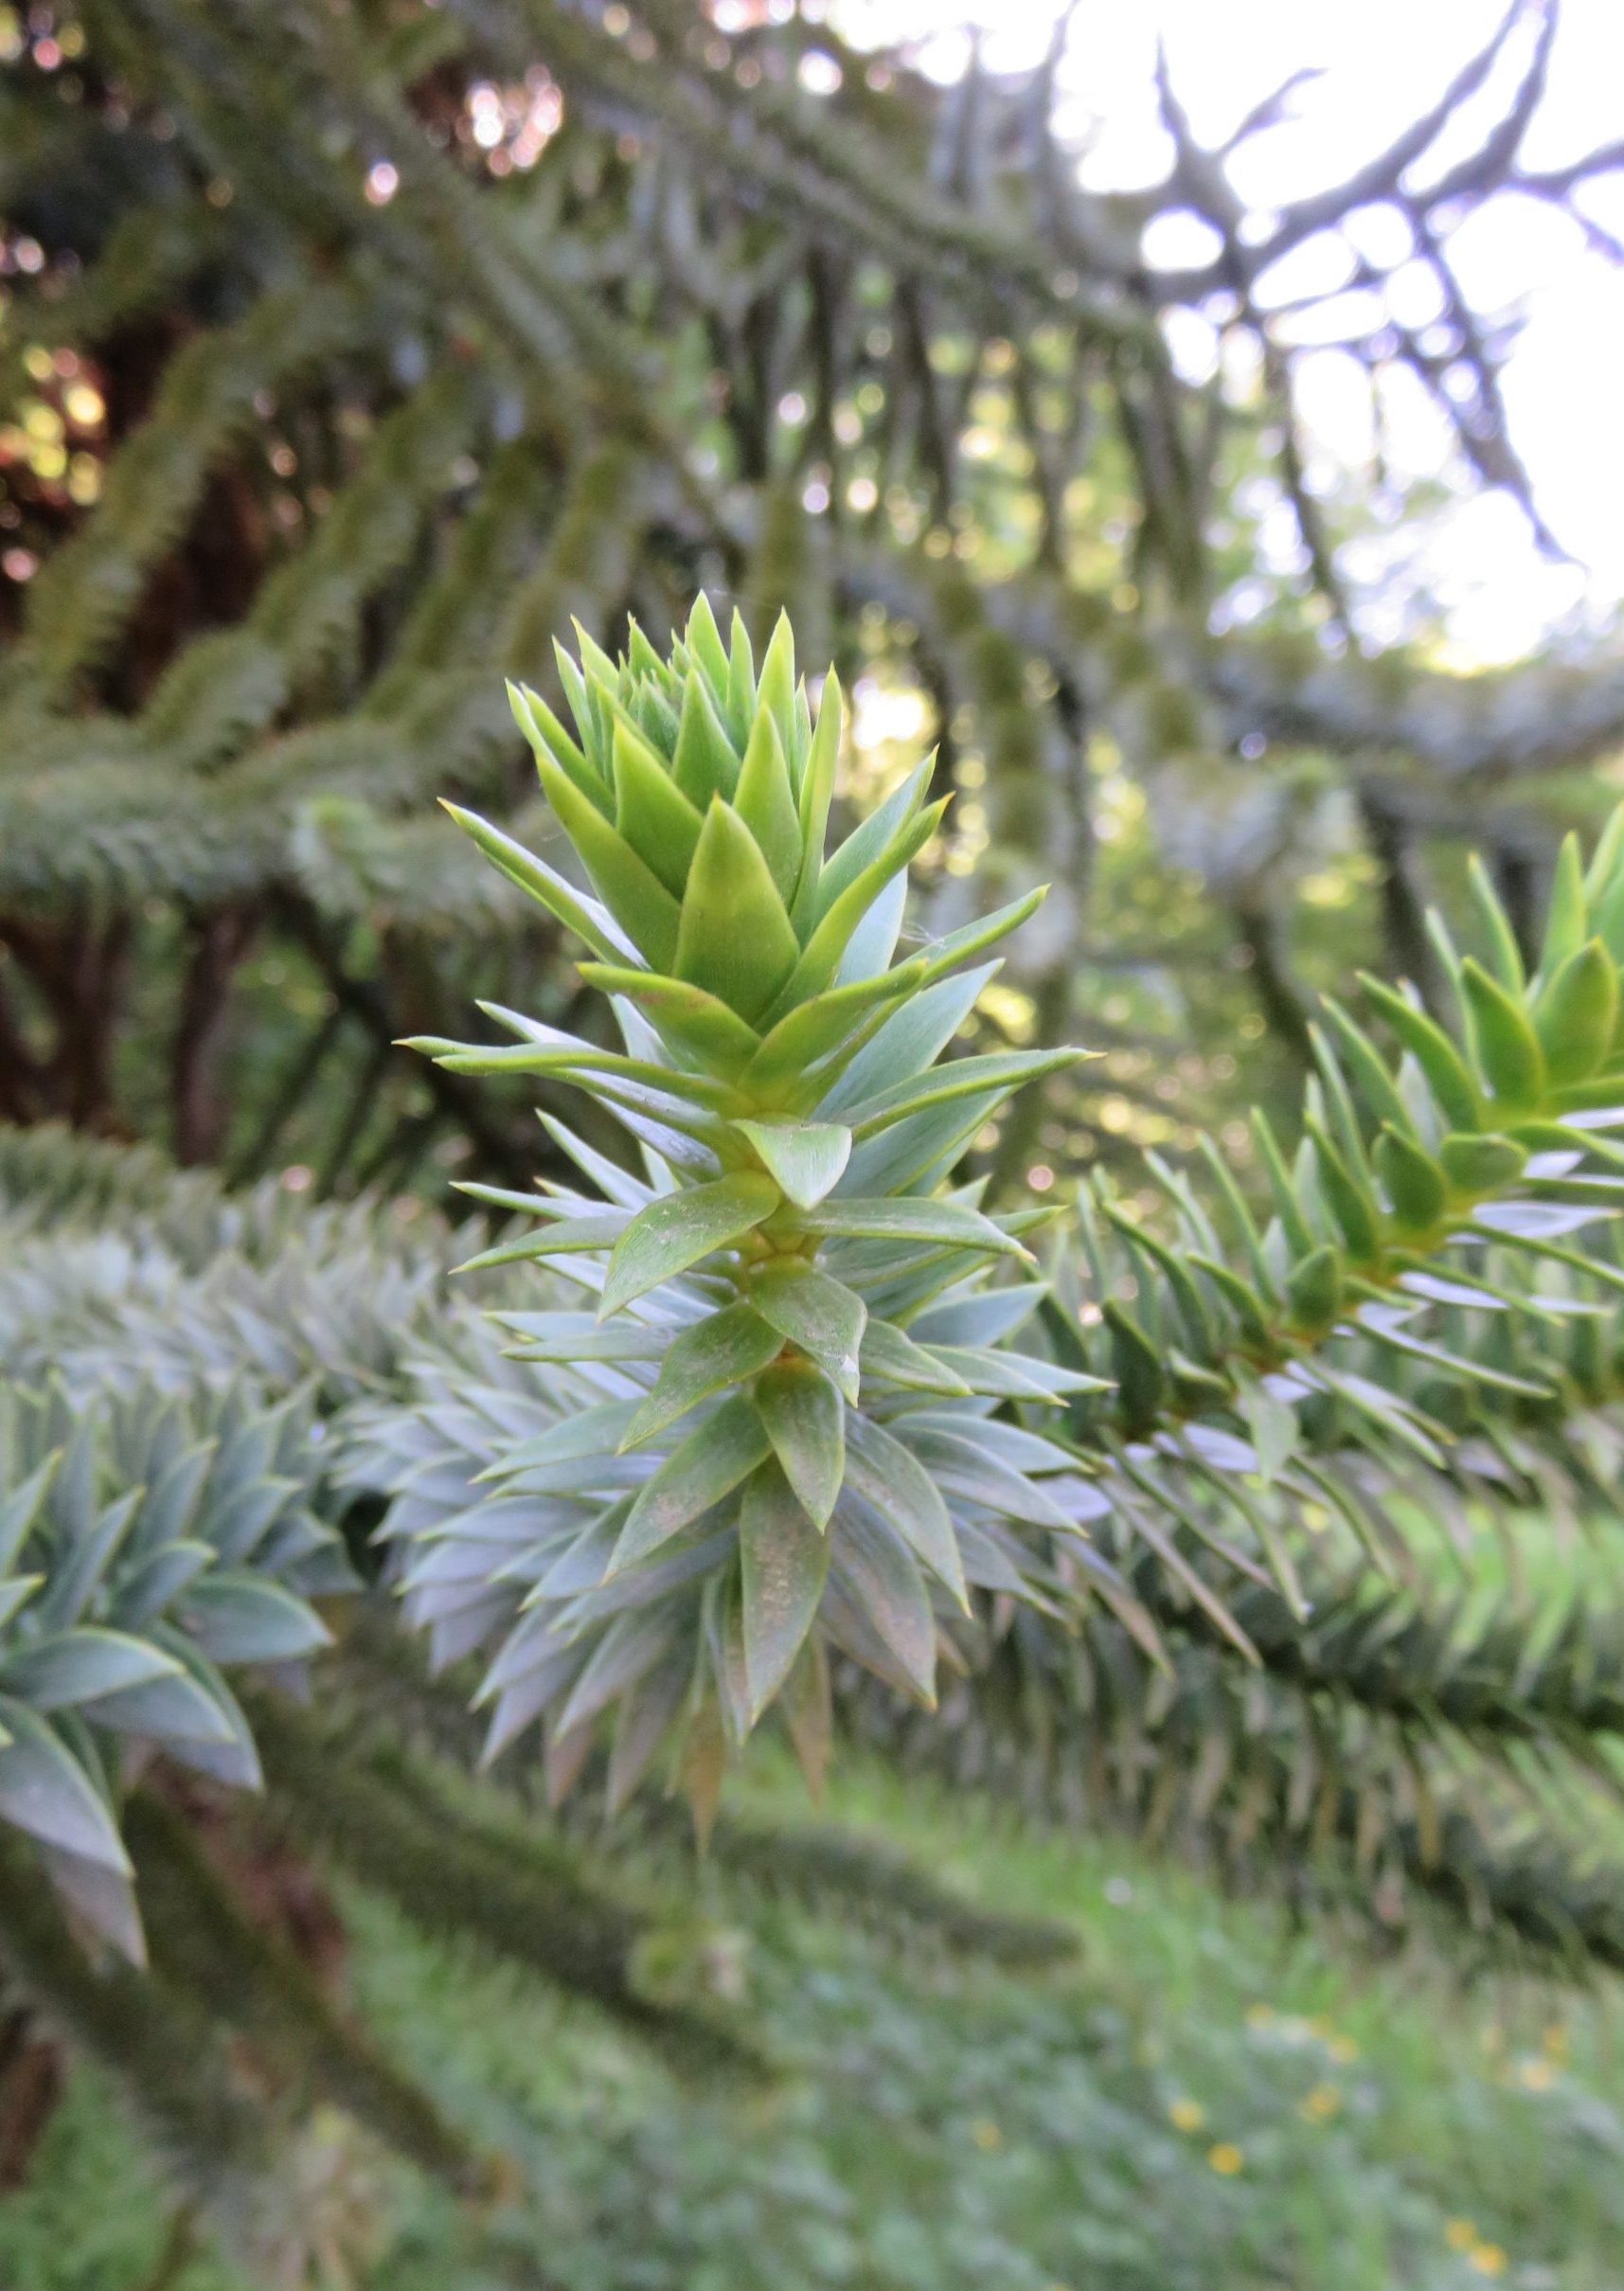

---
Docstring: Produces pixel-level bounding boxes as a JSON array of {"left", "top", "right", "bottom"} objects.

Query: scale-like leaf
[
  {"left": 579, "top": 964, "right": 761, "bottom": 1076},
  {"left": 1461, "top": 958, "right": 1544, "bottom": 1109},
  {"left": 733, "top": 1118, "right": 851, "bottom": 1208},
  {"left": 622, "top": 1303, "right": 784, "bottom": 1447},
  {"left": 793, "top": 669, "right": 844, "bottom": 921},
  {"left": 610, "top": 1396, "right": 771, "bottom": 1574},
  {"left": 859, "top": 1319, "right": 972, "bottom": 1395},
  {"left": 0, "top": 1629, "right": 179, "bottom": 1709},
  {"left": 740, "top": 1460, "right": 829, "bottom": 1717},
  {"left": 799, "top": 1195, "right": 1026, "bottom": 1257},
  {"left": 842, "top": 1047, "right": 1082, "bottom": 1138},
  {"left": 844, "top": 1417, "right": 967, "bottom": 1609},
  {"left": 818, "top": 962, "right": 998, "bottom": 1116},
  {"left": 742, "top": 963, "right": 928, "bottom": 1101},
  {"left": 533, "top": 754, "right": 682, "bottom": 969},
  {"left": 600, "top": 1172, "right": 781, "bottom": 1316},
  {"left": 670, "top": 668, "right": 741, "bottom": 807},
  {"left": 733, "top": 708, "right": 801, "bottom": 901},
  {"left": 828, "top": 1507, "right": 936, "bottom": 1705},
  {"left": 440, "top": 803, "right": 637, "bottom": 963},
  {"left": 748, "top": 1260, "right": 866, "bottom": 1401},
  {"left": 767, "top": 802, "right": 947, "bottom": 1017},
  {"left": 1375, "top": 1125, "right": 1447, "bottom": 1230},
  {"left": 1359, "top": 975, "right": 1480, "bottom": 1131},
  {"left": 612, "top": 719, "right": 705, "bottom": 896},
  {"left": 1535, "top": 939, "right": 1617, "bottom": 1083},
  {"left": 177, "top": 1576, "right": 331, "bottom": 1664},
  {"left": 673, "top": 799, "right": 800, "bottom": 1022},
  {"left": 753, "top": 1358, "right": 844, "bottom": 1530},
  {"left": 0, "top": 1697, "right": 131, "bottom": 1870}
]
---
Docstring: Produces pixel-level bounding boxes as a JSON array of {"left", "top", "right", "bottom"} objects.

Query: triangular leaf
[
  {"left": 612, "top": 719, "right": 704, "bottom": 898},
  {"left": 800, "top": 1195, "right": 1028, "bottom": 1259},
  {"left": 610, "top": 1395, "right": 771, "bottom": 1574},
  {"left": 671, "top": 670, "right": 741, "bottom": 807},
  {"left": 600, "top": 1172, "right": 781, "bottom": 1317},
  {"left": 747, "top": 1259, "right": 866, "bottom": 1403},
  {"left": 733, "top": 707, "right": 801, "bottom": 902},
  {"left": 535, "top": 752, "right": 681, "bottom": 970},
  {"left": 753, "top": 1358, "right": 844, "bottom": 1530},
  {"left": 622, "top": 1302, "right": 785, "bottom": 1448},
  {"left": 740, "top": 1459, "right": 829, "bottom": 1719},
  {"left": 733, "top": 1119, "right": 851, "bottom": 1208},
  {"left": 844, "top": 1416, "right": 967, "bottom": 1609},
  {"left": 673, "top": 799, "right": 800, "bottom": 1023}
]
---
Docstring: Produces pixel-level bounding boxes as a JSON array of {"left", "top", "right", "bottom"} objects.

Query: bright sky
[{"left": 834, "top": 0, "right": 1624, "bottom": 668}]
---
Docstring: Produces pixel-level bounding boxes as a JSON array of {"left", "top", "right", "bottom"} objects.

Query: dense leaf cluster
[{"left": 3, "top": 4, "right": 1624, "bottom": 2270}]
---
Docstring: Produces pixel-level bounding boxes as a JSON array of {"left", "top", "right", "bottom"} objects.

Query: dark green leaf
[
  {"left": 611, "top": 1395, "right": 771, "bottom": 1574},
  {"left": 753, "top": 1358, "right": 844, "bottom": 1530},
  {"left": 798, "top": 1195, "right": 1027, "bottom": 1258},
  {"left": 844, "top": 1416, "right": 967, "bottom": 1609},
  {"left": 740, "top": 1460, "right": 829, "bottom": 1718},
  {"left": 622, "top": 1302, "right": 785, "bottom": 1447},
  {"left": 747, "top": 1259, "right": 866, "bottom": 1402},
  {"left": 600, "top": 1172, "right": 781, "bottom": 1316}
]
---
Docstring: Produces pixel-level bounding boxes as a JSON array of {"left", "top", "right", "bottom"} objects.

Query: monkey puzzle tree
[{"left": 3, "top": 0, "right": 1624, "bottom": 2281}]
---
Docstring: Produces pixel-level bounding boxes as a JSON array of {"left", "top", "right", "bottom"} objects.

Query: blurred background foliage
[
  {"left": 4, "top": 0, "right": 1624, "bottom": 2284},
  {"left": 1, "top": 0, "right": 1618, "bottom": 1208}
]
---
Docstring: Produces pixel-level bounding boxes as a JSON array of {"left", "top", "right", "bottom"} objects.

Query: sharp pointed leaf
[
  {"left": 740, "top": 1459, "right": 829, "bottom": 1718},
  {"left": 673, "top": 800, "right": 800, "bottom": 1023},
  {"left": 734, "top": 1119, "right": 851, "bottom": 1208},
  {"left": 600, "top": 1172, "right": 780, "bottom": 1316},
  {"left": 753, "top": 1358, "right": 844, "bottom": 1530},
  {"left": 622, "top": 1302, "right": 785, "bottom": 1447}
]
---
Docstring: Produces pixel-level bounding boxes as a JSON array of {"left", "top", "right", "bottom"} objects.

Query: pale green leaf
[
  {"left": 673, "top": 799, "right": 800, "bottom": 1023},
  {"left": 440, "top": 803, "right": 635, "bottom": 965},
  {"left": 579, "top": 964, "right": 761, "bottom": 1078},
  {"left": 612, "top": 719, "right": 704, "bottom": 897},
  {"left": 733, "top": 1118, "right": 851, "bottom": 1208},
  {"left": 733, "top": 707, "right": 801, "bottom": 902}
]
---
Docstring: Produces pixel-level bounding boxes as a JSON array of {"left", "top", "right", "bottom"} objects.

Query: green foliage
[
  {"left": 13, "top": 627, "right": 1624, "bottom": 1999},
  {"left": 4, "top": 6, "right": 1624, "bottom": 2277},
  {"left": 392, "top": 603, "right": 1094, "bottom": 1790},
  {"left": 0, "top": 1383, "right": 349, "bottom": 1960},
  {"left": 1035, "top": 813, "right": 1624, "bottom": 1645}
]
